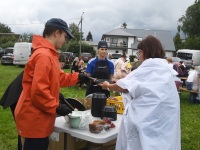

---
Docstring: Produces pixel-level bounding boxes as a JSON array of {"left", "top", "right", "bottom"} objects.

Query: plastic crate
[{"left": 106, "top": 96, "right": 124, "bottom": 114}]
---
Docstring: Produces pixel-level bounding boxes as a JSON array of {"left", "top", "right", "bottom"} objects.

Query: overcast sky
[{"left": 0, "top": 0, "right": 195, "bottom": 41}]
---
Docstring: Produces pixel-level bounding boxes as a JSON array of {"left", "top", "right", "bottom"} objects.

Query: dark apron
[{"left": 86, "top": 59, "right": 110, "bottom": 97}]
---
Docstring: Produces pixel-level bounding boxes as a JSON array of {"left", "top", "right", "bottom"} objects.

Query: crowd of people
[
  {"left": 166, "top": 57, "right": 200, "bottom": 94},
  {"left": 1, "top": 17, "right": 200, "bottom": 150}
]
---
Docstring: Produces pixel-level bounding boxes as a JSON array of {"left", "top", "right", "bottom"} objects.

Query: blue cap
[
  {"left": 46, "top": 18, "right": 74, "bottom": 39},
  {"left": 98, "top": 41, "right": 108, "bottom": 49}
]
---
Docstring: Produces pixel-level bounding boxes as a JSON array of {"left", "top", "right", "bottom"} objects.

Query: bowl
[{"left": 68, "top": 114, "right": 81, "bottom": 128}]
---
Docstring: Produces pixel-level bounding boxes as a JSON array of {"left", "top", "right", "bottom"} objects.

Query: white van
[
  {"left": 13, "top": 42, "right": 32, "bottom": 66},
  {"left": 176, "top": 49, "right": 200, "bottom": 68}
]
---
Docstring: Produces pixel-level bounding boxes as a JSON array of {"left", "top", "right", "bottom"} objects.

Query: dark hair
[
  {"left": 43, "top": 26, "right": 63, "bottom": 38},
  {"left": 121, "top": 53, "right": 126, "bottom": 58},
  {"left": 137, "top": 35, "right": 165, "bottom": 60}
]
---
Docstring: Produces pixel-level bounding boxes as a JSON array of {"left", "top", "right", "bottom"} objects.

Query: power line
[
  {"left": 5, "top": 17, "right": 81, "bottom": 26},
  {"left": 7, "top": 23, "right": 43, "bottom": 26}
]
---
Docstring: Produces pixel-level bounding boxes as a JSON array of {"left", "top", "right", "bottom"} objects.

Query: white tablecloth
[{"left": 54, "top": 114, "right": 122, "bottom": 144}]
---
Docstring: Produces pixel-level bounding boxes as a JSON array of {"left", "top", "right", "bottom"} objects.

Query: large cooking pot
[
  {"left": 64, "top": 98, "right": 86, "bottom": 111},
  {"left": 59, "top": 93, "right": 86, "bottom": 111}
]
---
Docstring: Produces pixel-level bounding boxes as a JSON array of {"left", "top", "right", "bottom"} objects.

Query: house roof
[
  {"left": 84, "top": 41, "right": 98, "bottom": 46},
  {"left": 102, "top": 28, "right": 175, "bottom": 51}
]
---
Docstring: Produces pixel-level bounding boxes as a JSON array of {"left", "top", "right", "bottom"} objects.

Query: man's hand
[
  {"left": 78, "top": 73, "right": 91, "bottom": 84},
  {"left": 56, "top": 104, "right": 72, "bottom": 116}
]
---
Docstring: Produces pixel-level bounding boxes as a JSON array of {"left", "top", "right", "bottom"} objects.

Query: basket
[{"left": 106, "top": 96, "right": 124, "bottom": 114}]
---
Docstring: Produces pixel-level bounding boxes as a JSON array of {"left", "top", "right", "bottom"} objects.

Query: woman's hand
[
  {"left": 99, "top": 81, "right": 110, "bottom": 90},
  {"left": 100, "top": 81, "right": 128, "bottom": 93}
]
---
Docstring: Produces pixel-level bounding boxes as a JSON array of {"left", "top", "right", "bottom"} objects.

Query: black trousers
[
  {"left": 10, "top": 104, "right": 22, "bottom": 150},
  {"left": 23, "top": 137, "right": 49, "bottom": 150}
]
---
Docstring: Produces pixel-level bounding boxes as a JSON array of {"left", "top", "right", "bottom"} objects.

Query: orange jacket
[{"left": 15, "top": 35, "right": 79, "bottom": 138}]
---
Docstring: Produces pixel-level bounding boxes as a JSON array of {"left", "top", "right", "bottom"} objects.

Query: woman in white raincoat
[{"left": 100, "top": 35, "right": 180, "bottom": 150}]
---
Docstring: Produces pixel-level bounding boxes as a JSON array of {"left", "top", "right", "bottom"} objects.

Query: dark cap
[
  {"left": 98, "top": 41, "right": 108, "bottom": 49},
  {"left": 46, "top": 18, "right": 74, "bottom": 39}
]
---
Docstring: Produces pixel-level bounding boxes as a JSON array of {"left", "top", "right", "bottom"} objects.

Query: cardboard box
[{"left": 48, "top": 132, "right": 88, "bottom": 150}]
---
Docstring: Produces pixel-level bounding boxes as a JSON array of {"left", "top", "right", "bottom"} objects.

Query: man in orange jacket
[{"left": 14, "top": 18, "right": 90, "bottom": 150}]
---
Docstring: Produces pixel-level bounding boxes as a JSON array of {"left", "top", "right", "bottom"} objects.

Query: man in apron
[{"left": 85, "top": 41, "right": 114, "bottom": 97}]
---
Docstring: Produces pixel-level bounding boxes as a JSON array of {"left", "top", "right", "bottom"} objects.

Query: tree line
[
  {"left": 0, "top": 22, "right": 95, "bottom": 56},
  {"left": 174, "top": 0, "right": 200, "bottom": 51}
]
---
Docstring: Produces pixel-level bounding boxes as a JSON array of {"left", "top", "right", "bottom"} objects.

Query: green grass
[{"left": 0, "top": 64, "right": 200, "bottom": 150}]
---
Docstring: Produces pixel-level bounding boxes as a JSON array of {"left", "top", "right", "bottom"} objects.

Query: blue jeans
[{"left": 186, "top": 82, "right": 193, "bottom": 90}]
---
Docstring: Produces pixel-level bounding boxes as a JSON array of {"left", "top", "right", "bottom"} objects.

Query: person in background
[
  {"left": 100, "top": 36, "right": 180, "bottom": 150},
  {"left": 194, "top": 66, "right": 200, "bottom": 99},
  {"left": 179, "top": 61, "right": 188, "bottom": 77},
  {"left": 186, "top": 66, "right": 198, "bottom": 90},
  {"left": 166, "top": 57, "right": 181, "bottom": 90},
  {"left": 71, "top": 57, "right": 79, "bottom": 73},
  {"left": 113, "top": 53, "right": 128, "bottom": 96},
  {"left": 125, "top": 60, "right": 132, "bottom": 74},
  {"left": 85, "top": 41, "right": 114, "bottom": 98},
  {"left": 179, "top": 61, "right": 186, "bottom": 68},
  {"left": 173, "top": 62, "right": 183, "bottom": 77},
  {"left": 113, "top": 53, "right": 127, "bottom": 80},
  {"left": 14, "top": 18, "right": 90, "bottom": 150},
  {"left": 78, "top": 58, "right": 86, "bottom": 73},
  {"left": 78, "top": 58, "right": 86, "bottom": 89}
]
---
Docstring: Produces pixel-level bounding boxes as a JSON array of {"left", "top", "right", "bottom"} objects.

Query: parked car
[
  {"left": 80, "top": 52, "right": 92, "bottom": 62},
  {"left": 62, "top": 52, "right": 75, "bottom": 69},
  {"left": 110, "top": 53, "right": 122, "bottom": 63},
  {"left": 176, "top": 49, "right": 200, "bottom": 69},
  {"left": 1, "top": 47, "right": 14, "bottom": 65},
  {"left": 171, "top": 57, "right": 181, "bottom": 64},
  {"left": 13, "top": 42, "right": 32, "bottom": 66}
]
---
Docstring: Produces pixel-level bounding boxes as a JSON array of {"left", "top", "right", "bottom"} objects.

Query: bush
[{"left": 129, "top": 55, "right": 137, "bottom": 62}]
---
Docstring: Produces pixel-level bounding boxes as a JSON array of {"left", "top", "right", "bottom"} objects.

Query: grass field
[{"left": 0, "top": 64, "right": 200, "bottom": 150}]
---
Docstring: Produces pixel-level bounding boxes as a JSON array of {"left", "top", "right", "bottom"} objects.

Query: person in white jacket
[{"left": 100, "top": 35, "right": 180, "bottom": 150}]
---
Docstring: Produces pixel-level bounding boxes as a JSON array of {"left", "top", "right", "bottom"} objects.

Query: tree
[
  {"left": 61, "top": 40, "right": 95, "bottom": 56},
  {"left": 173, "top": 33, "right": 183, "bottom": 51},
  {"left": 178, "top": 0, "right": 200, "bottom": 37},
  {"left": 19, "top": 33, "right": 33, "bottom": 42},
  {"left": 121, "top": 22, "right": 127, "bottom": 29},
  {"left": 86, "top": 31, "right": 93, "bottom": 41},
  {"left": 0, "top": 23, "right": 12, "bottom": 33},
  {"left": 69, "top": 23, "right": 83, "bottom": 41},
  {"left": 183, "top": 36, "right": 200, "bottom": 49}
]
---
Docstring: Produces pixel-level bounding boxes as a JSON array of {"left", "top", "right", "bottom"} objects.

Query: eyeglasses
[{"left": 136, "top": 50, "right": 143, "bottom": 57}]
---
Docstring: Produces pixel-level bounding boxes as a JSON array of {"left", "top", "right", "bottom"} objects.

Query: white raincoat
[{"left": 116, "top": 58, "right": 180, "bottom": 150}]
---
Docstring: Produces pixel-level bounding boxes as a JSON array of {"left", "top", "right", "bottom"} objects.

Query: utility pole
[{"left": 78, "top": 12, "right": 84, "bottom": 56}]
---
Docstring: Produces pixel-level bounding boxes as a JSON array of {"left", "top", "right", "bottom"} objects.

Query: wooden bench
[
  {"left": 179, "top": 87, "right": 198, "bottom": 94},
  {"left": 179, "top": 87, "right": 200, "bottom": 104}
]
